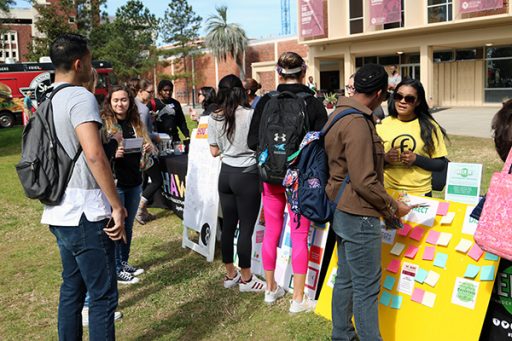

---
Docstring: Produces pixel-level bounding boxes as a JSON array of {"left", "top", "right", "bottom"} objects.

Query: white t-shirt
[{"left": 41, "top": 83, "right": 111, "bottom": 226}]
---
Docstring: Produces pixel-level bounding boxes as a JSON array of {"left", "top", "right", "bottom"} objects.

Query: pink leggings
[{"left": 261, "top": 183, "right": 310, "bottom": 275}]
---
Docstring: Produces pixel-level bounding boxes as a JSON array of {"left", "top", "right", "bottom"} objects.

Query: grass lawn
[{"left": 0, "top": 126, "right": 502, "bottom": 340}]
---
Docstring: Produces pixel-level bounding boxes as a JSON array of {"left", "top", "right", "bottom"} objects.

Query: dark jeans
[
  {"left": 331, "top": 209, "right": 383, "bottom": 341},
  {"left": 50, "top": 214, "right": 118, "bottom": 341},
  {"left": 115, "top": 185, "right": 142, "bottom": 273}
]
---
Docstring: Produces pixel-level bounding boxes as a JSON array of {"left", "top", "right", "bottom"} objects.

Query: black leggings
[
  {"left": 218, "top": 163, "right": 261, "bottom": 269},
  {"left": 142, "top": 161, "right": 163, "bottom": 201}
]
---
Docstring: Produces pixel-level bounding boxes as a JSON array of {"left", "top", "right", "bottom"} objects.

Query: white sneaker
[
  {"left": 223, "top": 271, "right": 241, "bottom": 288},
  {"left": 264, "top": 286, "right": 286, "bottom": 304},
  {"left": 117, "top": 270, "right": 140, "bottom": 284},
  {"left": 82, "top": 308, "right": 123, "bottom": 326},
  {"left": 289, "top": 296, "right": 316, "bottom": 314},
  {"left": 239, "top": 275, "right": 266, "bottom": 292}
]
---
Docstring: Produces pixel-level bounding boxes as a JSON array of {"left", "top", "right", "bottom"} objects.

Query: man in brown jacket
[{"left": 325, "top": 64, "right": 410, "bottom": 341}]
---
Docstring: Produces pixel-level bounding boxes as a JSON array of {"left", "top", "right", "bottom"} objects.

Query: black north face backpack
[
  {"left": 15, "top": 84, "right": 81, "bottom": 205},
  {"left": 257, "top": 91, "right": 311, "bottom": 184}
]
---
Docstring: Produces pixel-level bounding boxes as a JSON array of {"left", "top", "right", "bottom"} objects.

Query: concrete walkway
[{"left": 432, "top": 106, "right": 500, "bottom": 139}]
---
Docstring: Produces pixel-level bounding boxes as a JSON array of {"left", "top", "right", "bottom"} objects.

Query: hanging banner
[
  {"left": 300, "top": 0, "right": 325, "bottom": 38},
  {"left": 460, "top": 0, "right": 503, "bottom": 14},
  {"left": 369, "top": 0, "right": 402, "bottom": 26}
]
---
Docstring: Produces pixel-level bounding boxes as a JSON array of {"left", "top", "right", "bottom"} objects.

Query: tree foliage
[
  {"left": 0, "top": 0, "right": 14, "bottom": 14},
  {"left": 205, "top": 6, "right": 248, "bottom": 78}
]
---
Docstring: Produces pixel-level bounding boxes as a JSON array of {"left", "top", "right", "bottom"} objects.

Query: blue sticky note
[
  {"left": 383, "top": 276, "right": 396, "bottom": 291},
  {"left": 464, "top": 264, "right": 480, "bottom": 279},
  {"left": 390, "top": 295, "right": 403, "bottom": 309},
  {"left": 484, "top": 253, "right": 499, "bottom": 261},
  {"left": 415, "top": 268, "right": 428, "bottom": 284},
  {"left": 481, "top": 265, "right": 496, "bottom": 281},
  {"left": 433, "top": 252, "right": 448, "bottom": 269},
  {"left": 380, "top": 291, "right": 392, "bottom": 306}
]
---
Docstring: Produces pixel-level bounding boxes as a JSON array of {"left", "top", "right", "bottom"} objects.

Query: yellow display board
[{"left": 315, "top": 196, "right": 499, "bottom": 341}]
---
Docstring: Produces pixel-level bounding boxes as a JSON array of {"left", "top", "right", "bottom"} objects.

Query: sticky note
[
  {"left": 383, "top": 275, "right": 396, "bottom": 291},
  {"left": 387, "top": 259, "right": 401, "bottom": 273},
  {"left": 409, "top": 226, "right": 425, "bottom": 241},
  {"left": 436, "top": 202, "right": 450, "bottom": 216},
  {"left": 426, "top": 230, "right": 440, "bottom": 245},
  {"left": 485, "top": 253, "right": 499, "bottom": 261},
  {"left": 380, "top": 291, "right": 392, "bottom": 306},
  {"left": 411, "top": 288, "right": 425, "bottom": 303},
  {"left": 464, "top": 264, "right": 480, "bottom": 279},
  {"left": 425, "top": 271, "right": 440, "bottom": 287},
  {"left": 437, "top": 232, "right": 452, "bottom": 247},
  {"left": 415, "top": 268, "right": 429, "bottom": 284},
  {"left": 468, "top": 244, "right": 484, "bottom": 262},
  {"left": 422, "top": 291, "right": 437, "bottom": 308},
  {"left": 481, "top": 265, "right": 496, "bottom": 281},
  {"left": 422, "top": 246, "right": 435, "bottom": 261},
  {"left": 404, "top": 245, "right": 419, "bottom": 259},
  {"left": 390, "top": 242, "right": 406, "bottom": 256},
  {"left": 455, "top": 239, "right": 473, "bottom": 253},
  {"left": 390, "top": 295, "right": 403, "bottom": 309},
  {"left": 440, "top": 212, "right": 456, "bottom": 225},
  {"left": 433, "top": 252, "right": 448, "bottom": 269},
  {"left": 397, "top": 223, "right": 412, "bottom": 237}
]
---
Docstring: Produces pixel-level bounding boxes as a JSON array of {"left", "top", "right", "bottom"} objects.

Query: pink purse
[{"left": 474, "top": 148, "right": 512, "bottom": 261}]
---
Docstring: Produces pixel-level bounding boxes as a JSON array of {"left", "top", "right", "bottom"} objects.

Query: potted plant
[{"left": 324, "top": 92, "right": 338, "bottom": 109}]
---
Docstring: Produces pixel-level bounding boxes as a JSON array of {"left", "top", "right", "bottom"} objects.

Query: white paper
[
  {"left": 462, "top": 205, "right": 478, "bottom": 235},
  {"left": 445, "top": 163, "right": 482, "bottom": 205},
  {"left": 422, "top": 291, "right": 437, "bottom": 308},
  {"left": 402, "top": 195, "right": 439, "bottom": 227},
  {"left": 398, "top": 262, "right": 419, "bottom": 296},
  {"left": 451, "top": 277, "right": 480, "bottom": 309},
  {"left": 437, "top": 232, "right": 452, "bottom": 247},
  {"left": 123, "top": 137, "right": 143, "bottom": 153},
  {"left": 455, "top": 239, "right": 473, "bottom": 253},
  {"left": 440, "top": 212, "right": 456, "bottom": 225},
  {"left": 390, "top": 242, "right": 406, "bottom": 256},
  {"left": 425, "top": 270, "right": 440, "bottom": 287},
  {"left": 327, "top": 267, "right": 338, "bottom": 288},
  {"left": 381, "top": 228, "right": 396, "bottom": 245}
]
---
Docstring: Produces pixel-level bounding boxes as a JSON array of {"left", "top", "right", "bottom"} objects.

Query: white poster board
[
  {"left": 182, "top": 116, "right": 221, "bottom": 262},
  {"left": 445, "top": 163, "right": 482, "bottom": 205}
]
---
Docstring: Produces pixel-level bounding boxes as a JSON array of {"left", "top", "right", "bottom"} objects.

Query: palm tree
[{"left": 205, "top": 5, "right": 248, "bottom": 79}]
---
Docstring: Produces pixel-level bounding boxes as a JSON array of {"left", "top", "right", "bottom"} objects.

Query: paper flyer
[
  {"left": 451, "top": 277, "right": 480, "bottom": 309},
  {"left": 402, "top": 195, "right": 439, "bottom": 227},
  {"left": 399, "top": 262, "right": 419, "bottom": 295}
]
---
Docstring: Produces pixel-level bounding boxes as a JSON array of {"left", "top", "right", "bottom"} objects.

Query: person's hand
[
  {"left": 384, "top": 147, "right": 400, "bottom": 164},
  {"left": 115, "top": 144, "right": 125, "bottom": 158},
  {"left": 400, "top": 150, "right": 416, "bottom": 167},
  {"left": 396, "top": 200, "right": 411, "bottom": 217},
  {"left": 111, "top": 132, "right": 123, "bottom": 145},
  {"left": 104, "top": 207, "right": 127, "bottom": 242},
  {"left": 143, "top": 142, "right": 153, "bottom": 154}
]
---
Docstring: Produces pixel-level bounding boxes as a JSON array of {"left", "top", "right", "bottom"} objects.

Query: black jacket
[
  {"left": 152, "top": 97, "right": 190, "bottom": 142},
  {"left": 247, "top": 83, "right": 328, "bottom": 150}
]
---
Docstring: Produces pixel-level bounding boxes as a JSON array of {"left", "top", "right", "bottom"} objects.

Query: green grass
[{"left": 0, "top": 126, "right": 502, "bottom": 340}]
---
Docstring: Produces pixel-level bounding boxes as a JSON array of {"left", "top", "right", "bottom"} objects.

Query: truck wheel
[{"left": 0, "top": 112, "right": 14, "bottom": 128}]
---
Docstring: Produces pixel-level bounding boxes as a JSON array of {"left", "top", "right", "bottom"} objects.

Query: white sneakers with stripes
[{"left": 239, "top": 275, "right": 266, "bottom": 292}]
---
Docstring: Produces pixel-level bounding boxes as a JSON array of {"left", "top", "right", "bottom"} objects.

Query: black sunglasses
[{"left": 394, "top": 93, "right": 417, "bottom": 105}]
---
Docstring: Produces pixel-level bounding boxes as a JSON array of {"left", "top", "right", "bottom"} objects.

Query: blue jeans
[
  {"left": 331, "top": 210, "right": 382, "bottom": 341},
  {"left": 115, "top": 185, "right": 142, "bottom": 273},
  {"left": 50, "top": 214, "right": 118, "bottom": 341}
]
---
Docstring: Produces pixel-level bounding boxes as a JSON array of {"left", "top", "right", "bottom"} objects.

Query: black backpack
[
  {"left": 16, "top": 84, "right": 81, "bottom": 205},
  {"left": 257, "top": 91, "right": 311, "bottom": 184}
]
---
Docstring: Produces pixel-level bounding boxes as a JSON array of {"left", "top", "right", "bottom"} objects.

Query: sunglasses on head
[{"left": 394, "top": 93, "right": 417, "bottom": 104}]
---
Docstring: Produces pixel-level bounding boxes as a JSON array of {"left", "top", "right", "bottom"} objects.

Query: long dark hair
[
  {"left": 214, "top": 74, "right": 248, "bottom": 142},
  {"left": 388, "top": 78, "right": 449, "bottom": 156},
  {"left": 200, "top": 86, "right": 216, "bottom": 110},
  {"left": 492, "top": 99, "right": 512, "bottom": 162}
]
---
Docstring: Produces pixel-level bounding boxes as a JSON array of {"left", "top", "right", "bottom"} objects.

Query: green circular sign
[{"left": 457, "top": 282, "right": 477, "bottom": 302}]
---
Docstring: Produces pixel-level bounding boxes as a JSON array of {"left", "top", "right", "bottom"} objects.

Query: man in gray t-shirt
[{"left": 43, "top": 34, "right": 127, "bottom": 340}]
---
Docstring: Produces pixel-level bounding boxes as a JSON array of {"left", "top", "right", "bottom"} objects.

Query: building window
[
  {"left": 350, "top": 0, "right": 363, "bottom": 34},
  {"left": 434, "top": 51, "right": 454, "bottom": 62},
  {"left": 68, "top": 16, "right": 75, "bottom": 23},
  {"left": 12, "top": 51, "right": 16, "bottom": 58},
  {"left": 384, "top": 0, "right": 405, "bottom": 29},
  {"left": 5, "top": 51, "right": 9, "bottom": 57},
  {"left": 485, "top": 46, "right": 512, "bottom": 103},
  {"left": 428, "top": 0, "right": 453, "bottom": 23},
  {"left": 456, "top": 48, "right": 483, "bottom": 60},
  {"left": 10, "top": 34, "right": 15, "bottom": 41}
]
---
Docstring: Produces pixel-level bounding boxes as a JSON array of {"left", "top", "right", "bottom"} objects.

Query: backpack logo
[
  {"left": 274, "top": 143, "right": 286, "bottom": 152},
  {"left": 274, "top": 133, "right": 286, "bottom": 142}
]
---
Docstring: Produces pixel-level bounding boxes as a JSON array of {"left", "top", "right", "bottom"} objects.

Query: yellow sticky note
[
  {"left": 425, "top": 271, "right": 440, "bottom": 287},
  {"left": 390, "top": 242, "right": 406, "bottom": 256},
  {"left": 440, "top": 212, "right": 456, "bottom": 225},
  {"left": 422, "top": 291, "right": 437, "bottom": 308},
  {"left": 437, "top": 232, "right": 452, "bottom": 247},
  {"left": 455, "top": 239, "right": 473, "bottom": 253}
]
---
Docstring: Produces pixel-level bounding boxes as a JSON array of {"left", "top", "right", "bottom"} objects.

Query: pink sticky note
[
  {"left": 404, "top": 245, "right": 419, "bottom": 259},
  {"left": 436, "top": 202, "right": 450, "bottom": 216},
  {"left": 397, "top": 223, "right": 412, "bottom": 237},
  {"left": 409, "top": 226, "right": 425, "bottom": 241},
  {"left": 426, "top": 231, "right": 441, "bottom": 245},
  {"left": 387, "top": 259, "right": 401, "bottom": 273},
  {"left": 411, "top": 288, "right": 425, "bottom": 303},
  {"left": 423, "top": 246, "right": 435, "bottom": 261},
  {"left": 468, "top": 244, "right": 484, "bottom": 262}
]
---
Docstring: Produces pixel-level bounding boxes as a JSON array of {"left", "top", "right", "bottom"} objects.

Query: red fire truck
[{"left": 0, "top": 60, "right": 114, "bottom": 128}]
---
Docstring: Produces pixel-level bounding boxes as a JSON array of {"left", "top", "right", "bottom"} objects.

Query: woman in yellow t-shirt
[{"left": 376, "top": 78, "right": 449, "bottom": 196}]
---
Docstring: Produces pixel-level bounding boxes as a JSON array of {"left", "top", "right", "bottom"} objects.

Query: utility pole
[{"left": 281, "top": 0, "right": 291, "bottom": 35}]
